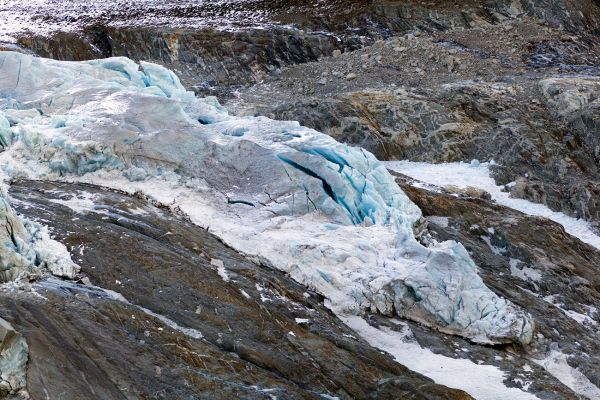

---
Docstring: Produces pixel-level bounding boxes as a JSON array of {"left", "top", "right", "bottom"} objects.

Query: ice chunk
[
  {"left": 0, "top": 317, "right": 28, "bottom": 396},
  {"left": 0, "top": 193, "right": 79, "bottom": 281}
]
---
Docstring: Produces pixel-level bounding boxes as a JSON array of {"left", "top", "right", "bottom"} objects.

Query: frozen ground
[{"left": 385, "top": 160, "right": 600, "bottom": 250}]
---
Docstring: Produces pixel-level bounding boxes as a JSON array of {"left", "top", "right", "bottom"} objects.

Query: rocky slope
[
  {"left": 4, "top": 180, "right": 470, "bottom": 400},
  {"left": 0, "top": 1, "right": 600, "bottom": 399},
  {"left": 227, "top": 14, "right": 600, "bottom": 230}
]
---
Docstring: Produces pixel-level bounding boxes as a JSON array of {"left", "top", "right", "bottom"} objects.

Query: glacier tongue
[{"left": 0, "top": 51, "right": 533, "bottom": 345}]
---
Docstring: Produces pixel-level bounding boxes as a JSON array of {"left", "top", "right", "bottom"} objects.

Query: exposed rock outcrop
[{"left": 228, "top": 18, "right": 600, "bottom": 228}]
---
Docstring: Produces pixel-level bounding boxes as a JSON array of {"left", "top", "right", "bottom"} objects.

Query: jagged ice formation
[{"left": 0, "top": 51, "right": 534, "bottom": 345}]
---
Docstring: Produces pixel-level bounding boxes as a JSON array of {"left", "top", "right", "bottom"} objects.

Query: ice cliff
[{"left": 0, "top": 51, "right": 534, "bottom": 345}]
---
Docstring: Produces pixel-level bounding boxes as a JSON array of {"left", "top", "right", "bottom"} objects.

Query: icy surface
[
  {"left": 385, "top": 160, "right": 600, "bottom": 250},
  {"left": 0, "top": 51, "right": 534, "bottom": 345}
]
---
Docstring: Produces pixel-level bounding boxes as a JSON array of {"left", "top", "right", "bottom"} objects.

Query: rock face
[
  {"left": 17, "top": 27, "right": 364, "bottom": 97},
  {"left": 5, "top": 179, "right": 470, "bottom": 400}
]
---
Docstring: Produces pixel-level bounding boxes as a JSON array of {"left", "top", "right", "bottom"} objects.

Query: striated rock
[
  {"left": 17, "top": 27, "right": 361, "bottom": 97},
  {"left": 541, "top": 77, "right": 600, "bottom": 160}
]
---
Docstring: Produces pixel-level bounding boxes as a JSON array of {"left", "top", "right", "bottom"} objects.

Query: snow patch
[
  {"left": 542, "top": 295, "right": 597, "bottom": 327},
  {"left": 532, "top": 350, "right": 600, "bottom": 399},
  {"left": 342, "top": 315, "right": 540, "bottom": 400},
  {"left": 48, "top": 191, "right": 101, "bottom": 214},
  {"left": 509, "top": 259, "right": 542, "bottom": 283},
  {"left": 211, "top": 259, "right": 230, "bottom": 282},
  {"left": 385, "top": 160, "right": 600, "bottom": 250}
]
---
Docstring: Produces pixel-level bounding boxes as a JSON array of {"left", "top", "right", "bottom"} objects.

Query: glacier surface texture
[{"left": 0, "top": 51, "right": 534, "bottom": 344}]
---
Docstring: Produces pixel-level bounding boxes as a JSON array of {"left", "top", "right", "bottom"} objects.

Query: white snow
[
  {"left": 542, "top": 295, "right": 597, "bottom": 327},
  {"left": 48, "top": 191, "right": 100, "bottom": 214},
  {"left": 211, "top": 259, "right": 230, "bottom": 282},
  {"left": 342, "top": 315, "right": 540, "bottom": 400},
  {"left": 532, "top": 350, "right": 600, "bottom": 400},
  {"left": 509, "top": 259, "right": 542, "bottom": 283},
  {"left": 137, "top": 305, "right": 204, "bottom": 339},
  {"left": 384, "top": 160, "right": 600, "bottom": 250}
]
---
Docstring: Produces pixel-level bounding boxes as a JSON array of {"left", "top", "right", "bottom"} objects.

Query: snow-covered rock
[{"left": 0, "top": 51, "right": 533, "bottom": 344}]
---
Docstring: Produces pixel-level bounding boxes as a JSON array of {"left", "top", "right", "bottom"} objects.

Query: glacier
[{"left": 0, "top": 51, "right": 534, "bottom": 345}]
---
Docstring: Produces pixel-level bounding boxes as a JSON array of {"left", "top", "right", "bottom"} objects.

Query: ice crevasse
[{"left": 0, "top": 51, "right": 534, "bottom": 345}]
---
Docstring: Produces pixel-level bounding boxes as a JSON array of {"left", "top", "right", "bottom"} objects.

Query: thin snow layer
[
  {"left": 39, "top": 277, "right": 204, "bottom": 340},
  {"left": 342, "top": 315, "right": 540, "bottom": 400},
  {"left": 0, "top": 51, "right": 533, "bottom": 345},
  {"left": 532, "top": 350, "right": 600, "bottom": 400},
  {"left": 385, "top": 160, "right": 600, "bottom": 250}
]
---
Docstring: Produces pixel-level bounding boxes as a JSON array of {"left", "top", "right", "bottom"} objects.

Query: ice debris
[
  {"left": 0, "top": 192, "right": 79, "bottom": 282},
  {"left": 0, "top": 317, "right": 28, "bottom": 397},
  {"left": 0, "top": 51, "right": 533, "bottom": 344}
]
